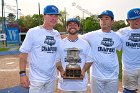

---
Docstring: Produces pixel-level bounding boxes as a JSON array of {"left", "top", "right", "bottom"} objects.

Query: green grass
[
  {"left": 117, "top": 50, "right": 122, "bottom": 81},
  {"left": 0, "top": 41, "right": 20, "bottom": 52},
  {"left": 0, "top": 47, "right": 9, "bottom": 52}
]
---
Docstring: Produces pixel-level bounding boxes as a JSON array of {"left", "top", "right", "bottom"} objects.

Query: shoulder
[
  {"left": 61, "top": 37, "right": 68, "bottom": 43},
  {"left": 25, "top": 26, "right": 39, "bottom": 36},
  {"left": 78, "top": 37, "right": 90, "bottom": 47},
  {"left": 30, "top": 26, "right": 41, "bottom": 30},
  {"left": 53, "top": 29, "right": 59, "bottom": 33},
  {"left": 52, "top": 29, "right": 61, "bottom": 37},
  {"left": 116, "top": 27, "right": 130, "bottom": 36},
  {"left": 84, "top": 30, "right": 98, "bottom": 36},
  {"left": 111, "top": 30, "right": 121, "bottom": 38},
  {"left": 78, "top": 37, "right": 89, "bottom": 43},
  {"left": 27, "top": 26, "right": 41, "bottom": 33},
  {"left": 62, "top": 37, "right": 67, "bottom": 41},
  {"left": 81, "top": 30, "right": 99, "bottom": 40},
  {"left": 58, "top": 37, "right": 68, "bottom": 46}
]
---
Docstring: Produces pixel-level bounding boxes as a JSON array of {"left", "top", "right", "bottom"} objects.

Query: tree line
[{"left": 0, "top": 11, "right": 128, "bottom": 33}]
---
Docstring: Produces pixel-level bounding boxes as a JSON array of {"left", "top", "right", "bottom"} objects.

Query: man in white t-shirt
[
  {"left": 82, "top": 10, "right": 122, "bottom": 93},
  {"left": 19, "top": 5, "right": 61, "bottom": 93},
  {"left": 56, "top": 18, "right": 93, "bottom": 93},
  {"left": 117, "top": 8, "right": 140, "bottom": 93}
]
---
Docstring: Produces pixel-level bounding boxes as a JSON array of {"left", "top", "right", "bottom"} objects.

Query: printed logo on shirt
[
  {"left": 101, "top": 38, "right": 114, "bottom": 47},
  {"left": 128, "top": 33, "right": 140, "bottom": 42},
  {"left": 41, "top": 36, "right": 57, "bottom": 53},
  {"left": 126, "top": 33, "right": 140, "bottom": 49},
  {"left": 44, "top": 36, "right": 56, "bottom": 46},
  {"left": 98, "top": 38, "right": 115, "bottom": 54}
]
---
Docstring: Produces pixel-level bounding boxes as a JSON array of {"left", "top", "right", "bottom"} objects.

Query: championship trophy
[{"left": 63, "top": 48, "right": 83, "bottom": 79}]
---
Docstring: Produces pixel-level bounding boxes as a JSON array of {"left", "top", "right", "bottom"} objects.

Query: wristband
[
  {"left": 20, "top": 73, "right": 26, "bottom": 77},
  {"left": 19, "top": 71, "right": 26, "bottom": 74}
]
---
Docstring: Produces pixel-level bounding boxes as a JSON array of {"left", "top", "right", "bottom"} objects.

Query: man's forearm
[
  {"left": 56, "top": 61, "right": 64, "bottom": 72},
  {"left": 19, "top": 53, "right": 28, "bottom": 71},
  {"left": 56, "top": 61, "right": 65, "bottom": 77}
]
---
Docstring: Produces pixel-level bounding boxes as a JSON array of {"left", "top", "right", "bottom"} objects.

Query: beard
[{"left": 67, "top": 28, "right": 79, "bottom": 35}]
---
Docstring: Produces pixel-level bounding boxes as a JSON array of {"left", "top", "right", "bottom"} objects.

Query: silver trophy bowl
[{"left": 65, "top": 48, "right": 81, "bottom": 68}]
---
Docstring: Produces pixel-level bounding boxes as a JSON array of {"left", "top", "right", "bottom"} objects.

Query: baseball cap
[
  {"left": 127, "top": 8, "right": 140, "bottom": 20},
  {"left": 66, "top": 18, "right": 80, "bottom": 26},
  {"left": 98, "top": 10, "right": 114, "bottom": 20},
  {"left": 43, "top": 5, "right": 61, "bottom": 15}
]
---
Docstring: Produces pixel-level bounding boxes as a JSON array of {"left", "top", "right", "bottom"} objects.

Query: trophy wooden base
[{"left": 63, "top": 67, "right": 83, "bottom": 79}]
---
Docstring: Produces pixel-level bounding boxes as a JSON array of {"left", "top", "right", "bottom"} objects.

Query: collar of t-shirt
[
  {"left": 67, "top": 37, "right": 78, "bottom": 42},
  {"left": 39, "top": 25, "right": 53, "bottom": 32}
]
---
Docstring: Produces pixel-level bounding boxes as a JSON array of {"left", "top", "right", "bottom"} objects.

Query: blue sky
[{"left": 1, "top": 0, "right": 140, "bottom": 21}]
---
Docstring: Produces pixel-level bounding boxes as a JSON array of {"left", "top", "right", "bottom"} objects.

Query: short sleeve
[{"left": 19, "top": 29, "right": 34, "bottom": 53}]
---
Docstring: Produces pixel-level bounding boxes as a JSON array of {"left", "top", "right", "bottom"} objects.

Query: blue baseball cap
[
  {"left": 43, "top": 5, "right": 61, "bottom": 15},
  {"left": 98, "top": 10, "right": 114, "bottom": 20},
  {"left": 66, "top": 18, "right": 80, "bottom": 26},
  {"left": 127, "top": 8, "right": 140, "bottom": 20}
]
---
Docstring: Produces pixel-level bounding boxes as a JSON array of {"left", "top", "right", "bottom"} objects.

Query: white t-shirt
[
  {"left": 82, "top": 29, "right": 122, "bottom": 80},
  {"left": 19, "top": 26, "right": 61, "bottom": 82},
  {"left": 117, "top": 27, "right": 140, "bottom": 71},
  {"left": 56, "top": 37, "right": 93, "bottom": 91}
]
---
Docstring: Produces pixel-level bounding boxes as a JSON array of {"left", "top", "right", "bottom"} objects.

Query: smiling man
[
  {"left": 19, "top": 5, "right": 61, "bottom": 93},
  {"left": 56, "top": 18, "right": 93, "bottom": 93}
]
